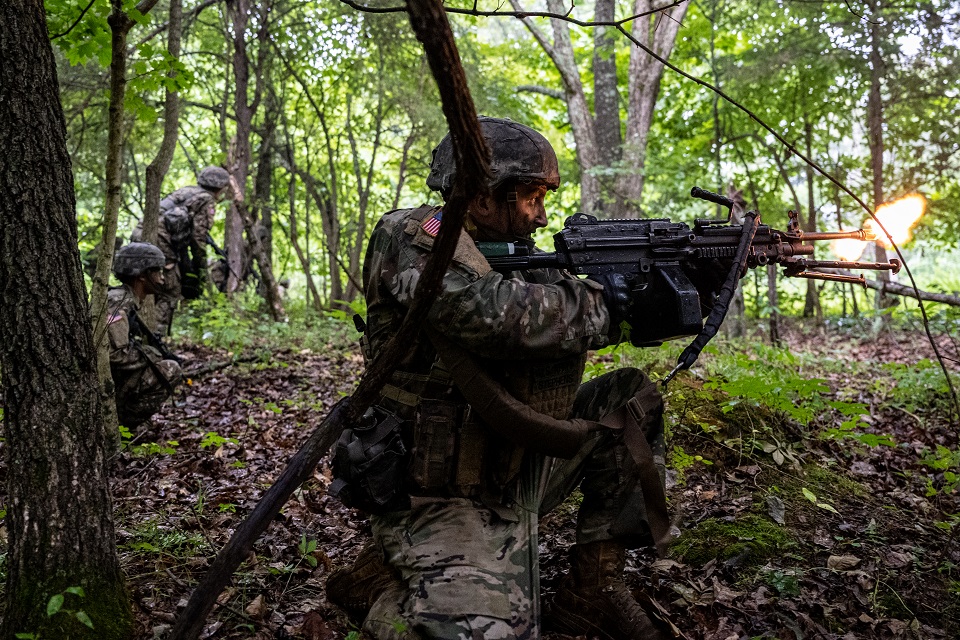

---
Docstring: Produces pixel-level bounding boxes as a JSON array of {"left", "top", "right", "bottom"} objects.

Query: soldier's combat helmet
[
  {"left": 113, "top": 242, "right": 166, "bottom": 279},
  {"left": 426, "top": 116, "right": 560, "bottom": 200},
  {"left": 197, "top": 166, "right": 230, "bottom": 191}
]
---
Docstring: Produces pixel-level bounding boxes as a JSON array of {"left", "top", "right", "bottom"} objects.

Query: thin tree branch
[
  {"left": 337, "top": 0, "right": 688, "bottom": 27},
  {"left": 132, "top": 0, "right": 219, "bottom": 50},
  {"left": 49, "top": 0, "right": 97, "bottom": 40},
  {"left": 516, "top": 84, "right": 564, "bottom": 99}
]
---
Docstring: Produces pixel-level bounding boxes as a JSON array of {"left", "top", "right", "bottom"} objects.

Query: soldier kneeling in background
[{"left": 107, "top": 243, "right": 183, "bottom": 429}]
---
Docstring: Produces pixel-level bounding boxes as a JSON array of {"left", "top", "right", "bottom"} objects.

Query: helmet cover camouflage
[
  {"left": 113, "top": 242, "right": 166, "bottom": 279},
  {"left": 197, "top": 166, "right": 230, "bottom": 191},
  {"left": 426, "top": 116, "right": 560, "bottom": 199}
]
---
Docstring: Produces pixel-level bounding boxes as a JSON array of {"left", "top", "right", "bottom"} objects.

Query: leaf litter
[{"left": 1, "top": 324, "right": 958, "bottom": 639}]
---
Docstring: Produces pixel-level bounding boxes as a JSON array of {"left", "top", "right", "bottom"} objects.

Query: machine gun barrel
[{"left": 795, "top": 229, "right": 875, "bottom": 242}]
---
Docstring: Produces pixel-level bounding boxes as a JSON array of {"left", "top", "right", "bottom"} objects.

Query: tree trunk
[
  {"left": 802, "top": 120, "right": 822, "bottom": 322},
  {"left": 141, "top": 0, "right": 183, "bottom": 331},
  {"left": 89, "top": 0, "right": 141, "bottom": 451},
  {"left": 0, "top": 2, "right": 133, "bottom": 636},
  {"left": 143, "top": 0, "right": 183, "bottom": 244},
  {"left": 224, "top": 147, "right": 247, "bottom": 292},
  {"left": 867, "top": 0, "right": 893, "bottom": 318},
  {"left": 511, "top": 0, "right": 600, "bottom": 212},
  {"left": 767, "top": 264, "right": 781, "bottom": 346},
  {"left": 287, "top": 167, "right": 323, "bottom": 311},
  {"left": 224, "top": 0, "right": 284, "bottom": 319},
  {"left": 513, "top": 0, "right": 686, "bottom": 217},
  {"left": 254, "top": 93, "right": 278, "bottom": 268},
  {"left": 592, "top": 0, "right": 621, "bottom": 211},
  {"left": 392, "top": 124, "right": 418, "bottom": 210},
  {"left": 225, "top": 0, "right": 251, "bottom": 294},
  {"left": 288, "top": 163, "right": 344, "bottom": 307},
  {"left": 618, "top": 0, "right": 688, "bottom": 217},
  {"left": 345, "top": 90, "right": 385, "bottom": 302}
]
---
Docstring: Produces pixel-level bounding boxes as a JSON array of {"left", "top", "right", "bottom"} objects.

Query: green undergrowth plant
[
  {"left": 698, "top": 341, "right": 889, "bottom": 451},
  {"left": 920, "top": 445, "right": 960, "bottom": 498},
  {"left": 876, "top": 359, "right": 955, "bottom": 415},
  {"left": 118, "top": 425, "right": 178, "bottom": 457},
  {"left": 15, "top": 587, "right": 95, "bottom": 639},
  {"left": 176, "top": 290, "right": 360, "bottom": 354},
  {"left": 121, "top": 518, "right": 208, "bottom": 561}
]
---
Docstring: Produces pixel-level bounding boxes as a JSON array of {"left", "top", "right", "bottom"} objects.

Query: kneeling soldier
[{"left": 107, "top": 242, "right": 183, "bottom": 429}]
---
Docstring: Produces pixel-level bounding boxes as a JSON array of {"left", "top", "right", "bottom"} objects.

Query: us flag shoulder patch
[{"left": 421, "top": 209, "right": 443, "bottom": 237}]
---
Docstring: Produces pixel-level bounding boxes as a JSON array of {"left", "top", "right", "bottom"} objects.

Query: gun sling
[{"left": 428, "top": 332, "right": 671, "bottom": 556}]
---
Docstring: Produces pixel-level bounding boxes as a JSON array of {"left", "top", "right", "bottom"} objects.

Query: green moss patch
[{"left": 670, "top": 514, "right": 794, "bottom": 569}]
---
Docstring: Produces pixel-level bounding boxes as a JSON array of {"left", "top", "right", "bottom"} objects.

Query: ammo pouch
[
  {"left": 330, "top": 405, "right": 411, "bottom": 514},
  {"left": 408, "top": 399, "right": 485, "bottom": 497}
]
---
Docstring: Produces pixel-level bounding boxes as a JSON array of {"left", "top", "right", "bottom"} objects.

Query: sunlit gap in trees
[{"left": 285, "top": 13, "right": 362, "bottom": 71}]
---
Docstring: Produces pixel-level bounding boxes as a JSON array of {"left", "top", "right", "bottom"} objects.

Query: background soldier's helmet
[
  {"left": 197, "top": 166, "right": 231, "bottom": 191},
  {"left": 426, "top": 116, "right": 560, "bottom": 200},
  {"left": 113, "top": 242, "right": 166, "bottom": 279}
]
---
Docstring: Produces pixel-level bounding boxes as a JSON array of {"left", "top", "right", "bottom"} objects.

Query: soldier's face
[
  {"left": 144, "top": 268, "right": 165, "bottom": 294},
  {"left": 510, "top": 183, "right": 549, "bottom": 236},
  {"left": 470, "top": 183, "right": 549, "bottom": 240}
]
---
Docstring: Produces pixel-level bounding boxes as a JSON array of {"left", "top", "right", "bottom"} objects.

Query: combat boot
[
  {"left": 547, "top": 541, "right": 670, "bottom": 640},
  {"left": 326, "top": 542, "right": 401, "bottom": 624}
]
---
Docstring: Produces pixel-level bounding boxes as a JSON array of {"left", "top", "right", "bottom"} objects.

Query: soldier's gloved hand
[{"left": 587, "top": 272, "right": 632, "bottom": 337}]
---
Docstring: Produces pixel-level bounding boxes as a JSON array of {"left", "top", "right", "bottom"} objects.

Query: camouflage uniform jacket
[
  {"left": 364, "top": 205, "right": 611, "bottom": 368},
  {"left": 106, "top": 286, "right": 165, "bottom": 378},
  {"left": 363, "top": 205, "right": 614, "bottom": 504}
]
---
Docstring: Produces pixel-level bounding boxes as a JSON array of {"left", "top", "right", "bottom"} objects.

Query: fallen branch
[
  {"left": 181, "top": 354, "right": 261, "bottom": 378},
  {"left": 166, "top": 0, "right": 489, "bottom": 637},
  {"left": 819, "top": 269, "right": 960, "bottom": 307}
]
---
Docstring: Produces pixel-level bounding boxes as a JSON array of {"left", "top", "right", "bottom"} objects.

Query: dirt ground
[{"left": 12, "top": 320, "right": 960, "bottom": 639}]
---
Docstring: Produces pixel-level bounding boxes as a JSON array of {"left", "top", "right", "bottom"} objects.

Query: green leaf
[
  {"left": 801, "top": 487, "right": 817, "bottom": 504},
  {"left": 47, "top": 593, "right": 64, "bottom": 616},
  {"left": 65, "top": 586, "right": 86, "bottom": 597},
  {"left": 817, "top": 502, "right": 840, "bottom": 514},
  {"left": 76, "top": 610, "right": 95, "bottom": 629}
]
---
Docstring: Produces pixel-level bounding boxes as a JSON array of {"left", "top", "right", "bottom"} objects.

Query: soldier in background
[
  {"left": 108, "top": 243, "right": 182, "bottom": 429},
  {"left": 132, "top": 165, "right": 231, "bottom": 334}
]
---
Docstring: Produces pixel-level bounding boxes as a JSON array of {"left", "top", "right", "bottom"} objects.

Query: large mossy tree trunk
[{"left": 0, "top": 1, "right": 133, "bottom": 637}]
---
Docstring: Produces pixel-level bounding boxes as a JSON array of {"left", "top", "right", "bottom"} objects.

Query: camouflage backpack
[{"left": 161, "top": 204, "right": 193, "bottom": 246}]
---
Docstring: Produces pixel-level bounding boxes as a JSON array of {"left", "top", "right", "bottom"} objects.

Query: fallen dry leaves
[{"left": 1, "top": 323, "right": 956, "bottom": 639}]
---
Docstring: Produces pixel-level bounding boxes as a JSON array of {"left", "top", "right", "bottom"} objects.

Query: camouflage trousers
[
  {"left": 365, "top": 367, "right": 665, "bottom": 640},
  {"left": 116, "top": 359, "right": 181, "bottom": 429}
]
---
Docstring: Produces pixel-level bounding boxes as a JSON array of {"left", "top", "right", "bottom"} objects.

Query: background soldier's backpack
[{"left": 161, "top": 205, "right": 193, "bottom": 247}]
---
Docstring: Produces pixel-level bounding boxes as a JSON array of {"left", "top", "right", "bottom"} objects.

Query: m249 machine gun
[{"left": 477, "top": 187, "right": 901, "bottom": 384}]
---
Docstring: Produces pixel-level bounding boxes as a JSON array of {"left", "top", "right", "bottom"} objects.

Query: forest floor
[{"left": 7, "top": 317, "right": 960, "bottom": 639}]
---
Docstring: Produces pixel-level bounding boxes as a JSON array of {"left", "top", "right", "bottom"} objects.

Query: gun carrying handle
[
  {"left": 690, "top": 186, "right": 734, "bottom": 211},
  {"left": 663, "top": 211, "right": 761, "bottom": 385}
]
